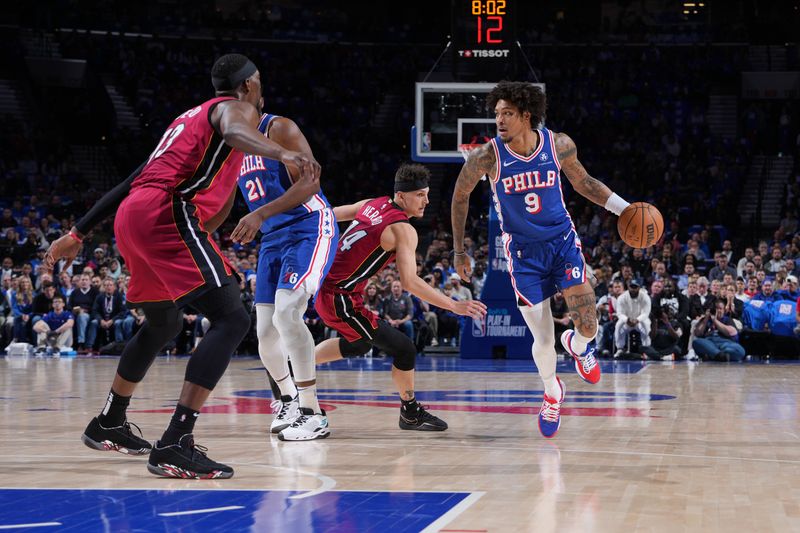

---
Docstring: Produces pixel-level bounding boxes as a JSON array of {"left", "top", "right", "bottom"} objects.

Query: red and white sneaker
[
  {"left": 538, "top": 377, "right": 565, "bottom": 438},
  {"left": 560, "top": 330, "right": 601, "bottom": 384}
]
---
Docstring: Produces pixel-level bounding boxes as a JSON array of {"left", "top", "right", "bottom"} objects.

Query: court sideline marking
[{"left": 420, "top": 492, "right": 485, "bottom": 533}]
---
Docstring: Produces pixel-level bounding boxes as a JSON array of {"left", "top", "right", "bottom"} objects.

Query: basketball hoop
[{"left": 458, "top": 143, "right": 482, "bottom": 162}]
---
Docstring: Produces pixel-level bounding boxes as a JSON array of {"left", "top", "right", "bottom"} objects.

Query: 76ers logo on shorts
[
  {"left": 564, "top": 264, "right": 582, "bottom": 281},
  {"left": 283, "top": 268, "right": 298, "bottom": 285}
]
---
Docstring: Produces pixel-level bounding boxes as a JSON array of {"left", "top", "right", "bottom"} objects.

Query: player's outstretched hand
[
  {"left": 454, "top": 253, "right": 472, "bottom": 282},
  {"left": 230, "top": 211, "right": 264, "bottom": 244},
  {"left": 451, "top": 299, "right": 488, "bottom": 320},
  {"left": 281, "top": 150, "right": 321, "bottom": 181},
  {"left": 44, "top": 233, "right": 82, "bottom": 273}
]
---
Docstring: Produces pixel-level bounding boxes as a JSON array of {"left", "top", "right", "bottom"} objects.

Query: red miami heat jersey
[
  {"left": 133, "top": 96, "right": 244, "bottom": 221},
  {"left": 324, "top": 196, "right": 409, "bottom": 293}
]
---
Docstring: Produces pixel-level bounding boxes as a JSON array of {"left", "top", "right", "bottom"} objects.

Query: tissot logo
[{"left": 457, "top": 49, "right": 510, "bottom": 58}]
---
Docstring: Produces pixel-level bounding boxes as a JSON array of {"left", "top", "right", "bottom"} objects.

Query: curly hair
[{"left": 486, "top": 81, "right": 546, "bottom": 127}]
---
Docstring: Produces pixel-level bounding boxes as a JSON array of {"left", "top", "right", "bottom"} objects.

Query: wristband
[
  {"left": 453, "top": 250, "right": 467, "bottom": 257},
  {"left": 605, "top": 193, "right": 630, "bottom": 216},
  {"left": 67, "top": 231, "right": 84, "bottom": 244}
]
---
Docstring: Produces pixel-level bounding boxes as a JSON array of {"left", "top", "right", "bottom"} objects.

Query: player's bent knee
[
  {"left": 372, "top": 321, "right": 416, "bottom": 371},
  {"left": 339, "top": 337, "right": 373, "bottom": 357}
]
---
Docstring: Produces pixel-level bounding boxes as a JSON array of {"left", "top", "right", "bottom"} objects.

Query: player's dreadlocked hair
[
  {"left": 394, "top": 163, "right": 430, "bottom": 192},
  {"left": 486, "top": 81, "right": 546, "bottom": 127}
]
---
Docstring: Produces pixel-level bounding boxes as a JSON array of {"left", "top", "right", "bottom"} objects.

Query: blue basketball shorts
[
  {"left": 255, "top": 208, "right": 338, "bottom": 304},
  {"left": 502, "top": 229, "right": 587, "bottom": 307}
]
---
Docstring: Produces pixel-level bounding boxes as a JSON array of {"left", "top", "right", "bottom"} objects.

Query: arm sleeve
[{"left": 74, "top": 161, "right": 146, "bottom": 235}]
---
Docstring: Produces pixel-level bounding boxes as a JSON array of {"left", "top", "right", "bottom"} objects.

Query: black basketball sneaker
[
  {"left": 399, "top": 404, "right": 448, "bottom": 431},
  {"left": 147, "top": 434, "right": 234, "bottom": 479},
  {"left": 81, "top": 417, "right": 152, "bottom": 455}
]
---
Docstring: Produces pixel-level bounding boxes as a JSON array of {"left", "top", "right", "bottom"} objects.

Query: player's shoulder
[
  {"left": 465, "top": 140, "right": 497, "bottom": 172},
  {"left": 552, "top": 131, "right": 577, "bottom": 159}
]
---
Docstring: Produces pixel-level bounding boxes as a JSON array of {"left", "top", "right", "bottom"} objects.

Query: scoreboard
[{"left": 452, "top": 0, "right": 516, "bottom": 77}]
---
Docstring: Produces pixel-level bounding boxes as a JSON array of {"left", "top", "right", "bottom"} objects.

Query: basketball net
[{"left": 458, "top": 143, "right": 482, "bottom": 162}]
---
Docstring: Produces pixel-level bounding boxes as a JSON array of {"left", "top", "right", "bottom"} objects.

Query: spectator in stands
[
  {"left": 628, "top": 247, "right": 648, "bottom": 279},
  {"left": 660, "top": 242, "right": 678, "bottom": 275},
  {"left": 736, "top": 247, "right": 755, "bottom": 277},
  {"left": 31, "top": 281, "right": 56, "bottom": 325},
  {"left": 68, "top": 273, "right": 98, "bottom": 351},
  {"left": 363, "top": 283, "right": 383, "bottom": 318},
  {"left": 692, "top": 300, "right": 746, "bottom": 362},
  {"left": 736, "top": 277, "right": 751, "bottom": 302},
  {"left": 778, "top": 275, "right": 800, "bottom": 300},
  {"left": 1, "top": 257, "right": 13, "bottom": 280},
  {"left": 58, "top": 271, "right": 74, "bottom": 300},
  {"left": 677, "top": 262, "right": 695, "bottom": 291},
  {"left": 708, "top": 252, "right": 737, "bottom": 282},
  {"left": 382, "top": 280, "right": 414, "bottom": 340},
  {"left": 90, "top": 278, "right": 126, "bottom": 348},
  {"left": 689, "top": 276, "right": 715, "bottom": 318},
  {"left": 682, "top": 239, "right": 706, "bottom": 262},
  {"left": 596, "top": 279, "right": 624, "bottom": 356},
  {"left": 752, "top": 279, "right": 780, "bottom": 303},
  {"left": 10, "top": 276, "right": 34, "bottom": 343},
  {"left": 721, "top": 282, "right": 744, "bottom": 319},
  {"left": 448, "top": 273, "right": 472, "bottom": 300},
  {"left": 650, "top": 279, "right": 664, "bottom": 300},
  {"left": 766, "top": 246, "right": 785, "bottom": 273},
  {"left": 615, "top": 279, "right": 652, "bottom": 357},
  {"left": 32, "top": 295, "right": 74, "bottom": 352},
  {"left": 645, "top": 297, "right": 684, "bottom": 360}
]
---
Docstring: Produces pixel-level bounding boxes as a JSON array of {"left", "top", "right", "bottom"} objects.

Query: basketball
[{"left": 617, "top": 202, "right": 664, "bottom": 248}]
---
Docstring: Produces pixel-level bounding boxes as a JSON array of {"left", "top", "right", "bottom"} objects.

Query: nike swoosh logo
[
  {"left": 502, "top": 160, "right": 517, "bottom": 167},
  {"left": 564, "top": 233, "right": 570, "bottom": 240}
]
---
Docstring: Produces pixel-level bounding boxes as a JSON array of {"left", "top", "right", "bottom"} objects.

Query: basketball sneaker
[
  {"left": 560, "top": 330, "right": 601, "bottom": 384},
  {"left": 81, "top": 417, "right": 152, "bottom": 455},
  {"left": 399, "top": 403, "right": 448, "bottom": 431},
  {"left": 270, "top": 395, "right": 300, "bottom": 434},
  {"left": 147, "top": 434, "right": 233, "bottom": 479},
  {"left": 277, "top": 408, "right": 330, "bottom": 441},
  {"left": 538, "top": 377, "right": 565, "bottom": 439}
]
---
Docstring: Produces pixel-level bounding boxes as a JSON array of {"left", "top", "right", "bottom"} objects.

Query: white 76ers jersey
[{"left": 488, "top": 128, "right": 573, "bottom": 242}]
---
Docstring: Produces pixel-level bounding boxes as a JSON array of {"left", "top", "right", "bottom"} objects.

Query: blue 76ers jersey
[
  {"left": 237, "top": 113, "right": 331, "bottom": 235},
  {"left": 488, "top": 128, "right": 573, "bottom": 242}
]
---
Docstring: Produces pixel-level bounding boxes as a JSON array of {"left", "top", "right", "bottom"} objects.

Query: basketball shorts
[
  {"left": 503, "top": 229, "right": 587, "bottom": 307},
  {"left": 115, "top": 187, "right": 235, "bottom": 309},
  {"left": 255, "top": 208, "right": 338, "bottom": 304},
  {"left": 315, "top": 286, "right": 379, "bottom": 343}
]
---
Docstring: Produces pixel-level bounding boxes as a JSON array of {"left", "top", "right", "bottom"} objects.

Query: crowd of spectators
[{"left": 2, "top": 26, "right": 800, "bottom": 359}]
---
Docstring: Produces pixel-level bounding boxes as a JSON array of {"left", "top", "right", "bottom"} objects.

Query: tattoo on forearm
[{"left": 452, "top": 144, "right": 495, "bottom": 245}]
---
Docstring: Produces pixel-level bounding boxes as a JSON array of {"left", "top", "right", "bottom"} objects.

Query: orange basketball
[{"left": 617, "top": 202, "right": 664, "bottom": 248}]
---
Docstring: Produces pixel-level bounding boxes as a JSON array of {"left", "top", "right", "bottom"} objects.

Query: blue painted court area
[{"left": 0, "top": 488, "right": 470, "bottom": 532}]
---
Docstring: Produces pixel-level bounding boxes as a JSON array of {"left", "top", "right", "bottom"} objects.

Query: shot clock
[{"left": 451, "top": 0, "right": 516, "bottom": 79}]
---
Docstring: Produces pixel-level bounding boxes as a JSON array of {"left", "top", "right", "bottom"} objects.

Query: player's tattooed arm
[
  {"left": 555, "top": 133, "right": 614, "bottom": 208},
  {"left": 451, "top": 142, "right": 495, "bottom": 253}
]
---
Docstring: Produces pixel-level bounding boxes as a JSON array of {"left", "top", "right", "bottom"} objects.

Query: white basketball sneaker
[
  {"left": 270, "top": 395, "right": 300, "bottom": 434},
  {"left": 277, "top": 408, "right": 330, "bottom": 441}
]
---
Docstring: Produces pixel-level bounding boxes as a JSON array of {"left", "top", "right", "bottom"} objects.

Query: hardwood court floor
[{"left": 1, "top": 355, "right": 799, "bottom": 532}]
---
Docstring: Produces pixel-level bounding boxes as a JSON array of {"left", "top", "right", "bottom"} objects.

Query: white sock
[
  {"left": 298, "top": 384, "right": 321, "bottom": 413},
  {"left": 542, "top": 375, "right": 562, "bottom": 401},
  {"left": 275, "top": 373, "right": 297, "bottom": 399},
  {"left": 570, "top": 330, "right": 595, "bottom": 356}
]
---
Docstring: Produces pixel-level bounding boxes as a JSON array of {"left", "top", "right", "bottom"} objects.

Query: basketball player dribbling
[
  {"left": 230, "top": 111, "right": 337, "bottom": 441},
  {"left": 451, "top": 82, "right": 631, "bottom": 438},
  {"left": 314, "top": 164, "right": 487, "bottom": 430},
  {"left": 44, "top": 54, "right": 321, "bottom": 478}
]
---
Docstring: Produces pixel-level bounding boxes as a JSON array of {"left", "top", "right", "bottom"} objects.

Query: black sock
[
  {"left": 98, "top": 390, "right": 131, "bottom": 427},
  {"left": 401, "top": 397, "right": 419, "bottom": 414},
  {"left": 160, "top": 404, "right": 199, "bottom": 446}
]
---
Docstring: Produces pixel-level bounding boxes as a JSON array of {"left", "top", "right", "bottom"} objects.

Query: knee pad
[
  {"left": 185, "top": 306, "right": 250, "bottom": 390},
  {"left": 215, "top": 305, "right": 251, "bottom": 342},
  {"left": 273, "top": 289, "right": 311, "bottom": 344},
  {"left": 339, "top": 337, "right": 373, "bottom": 357},
  {"left": 373, "top": 321, "right": 416, "bottom": 371}
]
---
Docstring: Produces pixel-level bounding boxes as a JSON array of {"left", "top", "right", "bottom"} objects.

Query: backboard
[{"left": 411, "top": 82, "right": 545, "bottom": 163}]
